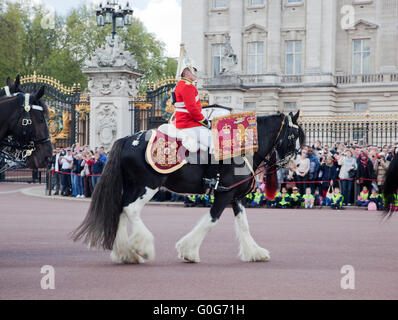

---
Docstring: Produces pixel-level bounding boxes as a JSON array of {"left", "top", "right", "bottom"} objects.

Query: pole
[{"left": 112, "top": 14, "right": 116, "bottom": 39}]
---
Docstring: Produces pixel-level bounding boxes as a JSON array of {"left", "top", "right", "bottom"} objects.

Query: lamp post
[{"left": 96, "top": 1, "right": 133, "bottom": 39}]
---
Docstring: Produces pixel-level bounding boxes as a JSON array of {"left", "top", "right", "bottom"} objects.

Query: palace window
[
  {"left": 213, "top": 0, "right": 227, "bottom": 8},
  {"left": 250, "top": 0, "right": 264, "bottom": 5},
  {"left": 248, "top": 42, "right": 264, "bottom": 74},
  {"left": 212, "top": 44, "right": 223, "bottom": 76},
  {"left": 284, "top": 102, "right": 297, "bottom": 112},
  {"left": 353, "top": 39, "right": 370, "bottom": 74},
  {"left": 285, "top": 41, "right": 302, "bottom": 75},
  {"left": 287, "top": 0, "right": 302, "bottom": 3},
  {"left": 244, "top": 102, "right": 256, "bottom": 110},
  {"left": 354, "top": 102, "right": 368, "bottom": 112}
]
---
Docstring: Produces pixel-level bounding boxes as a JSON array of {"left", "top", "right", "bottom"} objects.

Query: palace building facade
[{"left": 181, "top": 0, "right": 398, "bottom": 117}]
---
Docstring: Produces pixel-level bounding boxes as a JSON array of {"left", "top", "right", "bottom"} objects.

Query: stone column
[
  {"left": 305, "top": 0, "right": 322, "bottom": 74},
  {"left": 229, "top": 0, "right": 243, "bottom": 73},
  {"left": 321, "top": 0, "right": 336, "bottom": 74},
  {"left": 83, "top": 36, "right": 143, "bottom": 151},
  {"left": 267, "top": 0, "right": 282, "bottom": 74}
]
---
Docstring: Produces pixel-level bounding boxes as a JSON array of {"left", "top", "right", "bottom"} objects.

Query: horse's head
[
  {"left": 273, "top": 111, "right": 305, "bottom": 165},
  {"left": 12, "top": 86, "right": 53, "bottom": 168},
  {"left": 1, "top": 75, "right": 22, "bottom": 97}
]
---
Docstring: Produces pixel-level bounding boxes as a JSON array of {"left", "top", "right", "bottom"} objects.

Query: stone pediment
[
  {"left": 347, "top": 19, "right": 379, "bottom": 31},
  {"left": 243, "top": 24, "right": 267, "bottom": 34}
]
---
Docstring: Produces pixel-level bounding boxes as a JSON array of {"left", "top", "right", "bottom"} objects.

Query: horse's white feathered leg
[
  {"left": 176, "top": 212, "right": 217, "bottom": 263},
  {"left": 111, "top": 187, "right": 158, "bottom": 264},
  {"left": 110, "top": 213, "right": 144, "bottom": 264},
  {"left": 234, "top": 204, "right": 270, "bottom": 262}
]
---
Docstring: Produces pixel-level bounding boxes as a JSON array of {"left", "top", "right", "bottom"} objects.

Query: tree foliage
[{"left": 0, "top": 1, "right": 176, "bottom": 90}]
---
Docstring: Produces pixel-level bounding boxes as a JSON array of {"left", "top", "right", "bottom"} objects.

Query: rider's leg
[{"left": 181, "top": 126, "right": 228, "bottom": 191}]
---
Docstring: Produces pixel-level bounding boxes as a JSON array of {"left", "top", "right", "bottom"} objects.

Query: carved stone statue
[
  {"left": 85, "top": 35, "right": 138, "bottom": 69},
  {"left": 220, "top": 34, "right": 238, "bottom": 75}
]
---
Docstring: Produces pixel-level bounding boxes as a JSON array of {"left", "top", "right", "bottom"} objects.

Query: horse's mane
[{"left": 256, "top": 113, "right": 285, "bottom": 125}]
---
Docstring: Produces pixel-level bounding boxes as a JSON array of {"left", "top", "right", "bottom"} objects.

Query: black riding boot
[{"left": 203, "top": 164, "right": 229, "bottom": 192}]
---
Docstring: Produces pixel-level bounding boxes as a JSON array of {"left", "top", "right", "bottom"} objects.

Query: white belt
[
  {"left": 175, "top": 102, "right": 185, "bottom": 108},
  {"left": 175, "top": 107, "right": 188, "bottom": 113}
]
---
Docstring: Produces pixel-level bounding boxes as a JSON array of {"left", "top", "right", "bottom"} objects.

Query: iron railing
[{"left": 299, "top": 113, "right": 398, "bottom": 147}]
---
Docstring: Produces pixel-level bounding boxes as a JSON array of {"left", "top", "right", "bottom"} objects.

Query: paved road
[{"left": 1, "top": 183, "right": 398, "bottom": 300}]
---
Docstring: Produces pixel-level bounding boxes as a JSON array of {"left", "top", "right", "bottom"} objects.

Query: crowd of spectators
[
  {"left": 50, "top": 143, "right": 106, "bottom": 197},
  {"left": 182, "top": 140, "right": 398, "bottom": 211}
]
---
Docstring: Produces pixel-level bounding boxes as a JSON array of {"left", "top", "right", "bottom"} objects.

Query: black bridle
[{"left": 0, "top": 93, "right": 51, "bottom": 173}]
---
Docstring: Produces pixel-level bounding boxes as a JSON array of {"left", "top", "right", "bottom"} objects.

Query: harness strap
[{"left": 4, "top": 86, "right": 11, "bottom": 97}]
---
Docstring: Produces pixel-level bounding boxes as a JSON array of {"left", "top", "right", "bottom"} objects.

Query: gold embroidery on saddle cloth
[{"left": 145, "top": 130, "right": 188, "bottom": 174}]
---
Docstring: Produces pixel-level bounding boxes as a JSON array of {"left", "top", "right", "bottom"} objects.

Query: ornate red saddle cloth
[
  {"left": 211, "top": 111, "right": 258, "bottom": 161},
  {"left": 145, "top": 130, "right": 188, "bottom": 174}
]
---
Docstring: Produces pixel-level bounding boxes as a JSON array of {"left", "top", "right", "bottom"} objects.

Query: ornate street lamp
[{"left": 95, "top": 1, "right": 134, "bottom": 39}]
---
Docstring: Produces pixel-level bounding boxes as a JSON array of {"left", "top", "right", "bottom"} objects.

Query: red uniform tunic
[{"left": 173, "top": 78, "right": 206, "bottom": 129}]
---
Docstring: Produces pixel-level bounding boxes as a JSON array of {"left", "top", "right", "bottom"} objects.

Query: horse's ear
[
  {"left": 15, "top": 75, "right": 20, "bottom": 87},
  {"left": 6, "top": 77, "right": 12, "bottom": 87},
  {"left": 292, "top": 110, "right": 300, "bottom": 123},
  {"left": 35, "top": 85, "right": 45, "bottom": 100}
]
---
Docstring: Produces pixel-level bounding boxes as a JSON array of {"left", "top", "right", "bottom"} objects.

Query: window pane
[
  {"left": 362, "top": 52, "right": 370, "bottom": 74},
  {"left": 286, "top": 54, "right": 293, "bottom": 74},
  {"left": 295, "top": 53, "right": 302, "bottom": 74},
  {"left": 213, "top": 44, "right": 221, "bottom": 76},
  {"left": 286, "top": 41, "right": 293, "bottom": 53},
  {"left": 248, "top": 56, "right": 255, "bottom": 74},
  {"left": 353, "top": 53, "right": 361, "bottom": 74},
  {"left": 214, "top": 0, "right": 226, "bottom": 8},
  {"left": 363, "top": 39, "right": 371, "bottom": 52},
  {"left": 214, "top": 57, "right": 220, "bottom": 76},
  {"left": 354, "top": 103, "right": 368, "bottom": 111},
  {"left": 248, "top": 43, "right": 255, "bottom": 55},
  {"left": 353, "top": 40, "right": 361, "bottom": 53},
  {"left": 257, "top": 55, "right": 263, "bottom": 74},
  {"left": 284, "top": 102, "right": 297, "bottom": 111},
  {"left": 250, "top": 0, "right": 264, "bottom": 5},
  {"left": 257, "top": 42, "right": 264, "bottom": 54},
  {"left": 295, "top": 41, "right": 302, "bottom": 53}
]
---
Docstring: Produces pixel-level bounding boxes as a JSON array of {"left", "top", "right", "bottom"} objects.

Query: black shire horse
[
  {"left": 72, "top": 111, "right": 304, "bottom": 264},
  {"left": 0, "top": 86, "right": 52, "bottom": 169}
]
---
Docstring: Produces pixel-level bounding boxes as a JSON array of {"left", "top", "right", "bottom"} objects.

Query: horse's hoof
[
  {"left": 176, "top": 240, "right": 200, "bottom": 263},
  {"left": 240, "top": 247, "right": 270, "bottom": 262}
]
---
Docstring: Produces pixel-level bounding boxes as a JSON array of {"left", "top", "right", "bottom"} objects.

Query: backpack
[{"left": 367, "top": 202, "right": 377, "bottom": 211}]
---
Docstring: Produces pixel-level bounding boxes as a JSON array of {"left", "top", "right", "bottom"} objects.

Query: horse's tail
[
  {"left": 71, "top": 138, "right": 125, "bottom": 250},
  {"left": 383, "top": 155, "right": 398, "bottom": 218}
]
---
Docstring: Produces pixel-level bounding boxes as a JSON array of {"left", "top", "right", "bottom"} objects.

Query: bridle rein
[{"left": 0, "top": 92, "right": 50, "bottom": 172}]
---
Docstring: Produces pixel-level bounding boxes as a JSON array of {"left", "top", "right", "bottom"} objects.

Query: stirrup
[{"left": 203, "top": 174, "right": 229, "bottom": 192}]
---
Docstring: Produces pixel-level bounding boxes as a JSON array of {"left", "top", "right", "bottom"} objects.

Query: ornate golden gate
[{"left": 20, "top": 72, "right": 90, "bottom": 147}]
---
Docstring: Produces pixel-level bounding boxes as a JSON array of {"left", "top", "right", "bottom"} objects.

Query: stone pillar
[
  {"left": 229, "top": 0, "right": 243, "bottom": 73},
  {"left": 305, "top": 0, "right": 322, "bottom": 74},
  {"left": 321, "top": 0, "right": 336, "bottom": 74},
  {"left": 267, "top": 0, "right": 282, "bottom": 74},
  {"left": 83, "top": 36, "right": 143, "bottom": 151}
]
